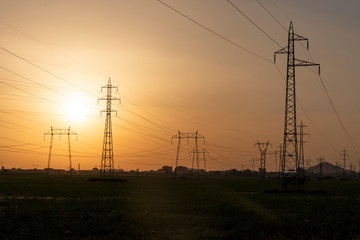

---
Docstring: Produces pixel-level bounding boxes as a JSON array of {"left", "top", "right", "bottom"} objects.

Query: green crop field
[{"left": 0, "top": 175, "right": 360, "bottom": 239}]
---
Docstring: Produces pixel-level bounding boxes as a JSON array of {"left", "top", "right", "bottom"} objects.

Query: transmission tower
[
  {"left": 298, "top": 121, "right": 310, "bottom": 172},
  {"left": 98, "top": 78, "right": 120, "bottom": 175},
  {"left": 44, "top": 127, "right": 77, "bottom": 174},
  {"left": 274, "top": 21, "right": 320, "bottom": 187},
  {"left": 255, "top": 141, "right": 271, "bottom": 178},
  {"left": 171, "top": 131, "right": 205, "bottom": 175},
  {"left": 274, "top": 144, "right": 283, "bottom": 174},
  {"left": 340, "top": 148, "right": 349, "bottom": 174},
  {"left": 190, "top": 148, "right": 209, "bottom": 172}
]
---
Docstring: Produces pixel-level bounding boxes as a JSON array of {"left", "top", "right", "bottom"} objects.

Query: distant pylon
[
  {"left": 274, "top": 144, "right": 283, "bottom": 174},
  {"left": 44, "top": 127, "right": 77, "bottom": 174},
  {"left": 171, "top": 130, "right": 205, "bottom": 175},
  {"left": 98, "top": 78, "right": 120, "bottom": 175},
  {"left": 274, "top": 21, "right": 320, "bottom": 188},
  {"left": 340, "top": 148, "right": 349, "bottom": 174},
  {"left": 298, "top": 121, "right": 309, "bottom": 172},
  {"left": 190, "top": 148, "right": 209, "bottom": 172},
  {"left": 255, "top": 141, "right": 271, "bottom": 178}
]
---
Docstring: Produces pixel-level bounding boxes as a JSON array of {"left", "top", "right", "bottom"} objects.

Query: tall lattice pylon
[
  {"left": 98, "top": 78, "right": 120, "bottom": 175},
  {"left": 274, "top": 22, "right": 320, "bottom": 187}
]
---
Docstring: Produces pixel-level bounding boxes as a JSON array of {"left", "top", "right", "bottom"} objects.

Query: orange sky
[{"left": 0, "top": 0, "right": 359, "bottom": 171}]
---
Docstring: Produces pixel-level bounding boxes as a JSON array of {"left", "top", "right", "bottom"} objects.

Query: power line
[
  {"left": 157, "top": 0, "right": 272, "bottom": 63},
  {"left": 302, "top": 49, "right": 360, "bottom": 155},
  {"left": 0, "top": 46, "right": 97, "bottom": 98},
  {"left": 0, "top": 18, "right": 108, "bottom": 79},
  {"left": 121, "top": 105, "right": 175, "bottom": 135},
  {"left": 274, "top": 63, "right": 339, "bottom": 154},
  {"left": 269, "top": 0, "right": 292, "bottom": 22},
  {"left": 226, "top": 0, "right": 282, "bottom": 48},
  {"left": 229, "top": 0, "right": 343, "bottom": 157},
  {"left": 317, "top": 74, "right": 360, "bottom": 154},
  {"left": 256, "top": 0, "right": 287, "bottom": 32},
  {"left": 263, "top": 0, "right": 358, "bottom": 155}
]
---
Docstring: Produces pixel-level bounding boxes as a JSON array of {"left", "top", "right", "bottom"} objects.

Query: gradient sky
[{"left": 0, "top": 0, "right": 359, "bottom": 171}]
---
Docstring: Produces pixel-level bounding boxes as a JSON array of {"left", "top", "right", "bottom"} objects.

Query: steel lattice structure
[
  {"left": 274, "top": 22, "right": 320, "bottom": 187},
  {"left": 44, "top": 127, "right": 77, "bottom": 174},
  {"left": 255, "top": 141, "right": 271, "bottom": 178},
  {"left": 98, "top": 78, "right": 120, "bottom": 175},
  {"left": 190, "top": 148, "right": 209, "bottom": 172},
  {"left": 340, "top": 148, "right": 349, "bottom": 173},
  {"left": 298, "top": 121, "right": 309, "bottom": 173},
  {"left": 171, "top": 131, "right": 205, "bottom": 175}
]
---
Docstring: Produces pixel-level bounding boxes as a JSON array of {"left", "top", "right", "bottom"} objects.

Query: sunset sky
[{"left": 0, "top": 0, "right": 359, "bottom": 171}]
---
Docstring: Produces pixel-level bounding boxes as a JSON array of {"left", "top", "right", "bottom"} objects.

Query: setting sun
[{"left": 62, "top": 93, "right": 91, "bottom": 122}]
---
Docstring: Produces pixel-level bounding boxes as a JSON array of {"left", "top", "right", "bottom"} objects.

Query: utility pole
[
  {"left": 44, "top": 127, "right": 77, "bottom": 174},
  {"left": 340, "top": 148, "right": 349, "bottom": 174},
  {"left": 274, "top": 21, "right": 320, "bottom": 188},
  {"left": 255, "top": 141, "right": 271, "bottom": 178},
  {"left": 171, "top": 131, "right": 205, "bottom": 175},
  {"left": 98, "top": 78, "right": 120, "bottom": 176}
]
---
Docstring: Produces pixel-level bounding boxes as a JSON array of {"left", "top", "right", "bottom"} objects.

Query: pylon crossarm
[
  {"left": 275, "top": 46, "right": 288, "bottom": 55},
  {"left": 98, "top": 97, "right": 120, "bottom": 101},
  {"left": 294, "top": 34, "right": 308, "bottom": 42},
  {"left": 100, "top": 109, "right": 117, "bottom": 115},
  {"left": 294, "top": 33, "right": 310, "bottom": 50},
  {"left": 294, "top": 58, "right": 319, "bottom": 67},
  {"left": 295, "top": 59, "right": 320, "bottom": 74},
  {"left": 274, "top": 47, "right": 288, "bottom": 63}
]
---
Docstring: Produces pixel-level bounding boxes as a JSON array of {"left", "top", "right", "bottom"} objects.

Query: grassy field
[{"left": 0, "top": 175, "right": 360, "bottom": 239}]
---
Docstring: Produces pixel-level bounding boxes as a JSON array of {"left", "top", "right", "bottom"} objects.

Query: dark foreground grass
[{"left": 0, "top": 175, "right": 360, "bottom": 239}]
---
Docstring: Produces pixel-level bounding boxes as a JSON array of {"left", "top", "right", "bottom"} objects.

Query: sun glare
[{"left": 62, "top": 93, "right": 91, "bottom": 122}]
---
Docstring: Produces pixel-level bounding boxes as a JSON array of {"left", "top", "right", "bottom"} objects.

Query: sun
[
  {"left": 62, "top": 93, "right": 91, "bottom": 122},
  {"left": 66, "top": 101, "right": 87, "bottom": 121}
]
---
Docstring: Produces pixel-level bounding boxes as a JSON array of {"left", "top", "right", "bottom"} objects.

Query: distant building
[
  {"left": 175, "top": 166, "right": 188, "bottom": 174},
  {"left": 161, "top": 166, "right": 173, "bottom": 174}
]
